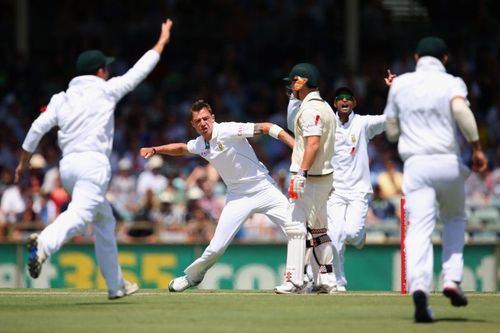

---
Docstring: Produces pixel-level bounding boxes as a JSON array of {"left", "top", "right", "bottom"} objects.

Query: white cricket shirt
[
  {"left": 333, "top": 112, "right": 385, "bottom": 194},
  {"left": 186, "top": 122, "right": 272, "bottom": 194},
  {"left": 290, "top": 91, "right": 336, "bottom": 176},
  {"left": 383, "top": 56, "right": 468, "bottom": 161},
  {"left": 22, "top": 50, "right": 160, "bottom": 158}
]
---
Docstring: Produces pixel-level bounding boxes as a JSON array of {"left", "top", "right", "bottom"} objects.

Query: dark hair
[
  {"left": 189, "top": 99, "right": 213, "bottom": 123},
  {"left": 191, "top": 99, "right": 213, "bottom": 113}
]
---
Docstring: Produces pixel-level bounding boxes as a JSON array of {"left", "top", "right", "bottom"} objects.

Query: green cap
[
  {"left": 416, "top": 36, "right": 448, "bottom": 58},
  {"left": 76, "top": 49, "right": 115, "bottom": 75},
  {"left": 288, "top": 63, "right": 321, "bottom": 87}
]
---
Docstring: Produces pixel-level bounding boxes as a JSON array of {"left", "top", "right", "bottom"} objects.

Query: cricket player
[
  {"left": 15, "top": 19, "right": 174, "bottom": 300},
  {"left": 275, "top": 63, "right": 337, "bottom": 294},
  {"left": 140, "top": 99, "right": 295, "bottom": 292},
  {"left": 286, "top": 85, "right": 389, "bottom": 292},
  {"left": 327, "top": 86, "right": 387, "bottom": 291},
  {"left": 383, "top": 36, "right": 488, "bottom": 322}
]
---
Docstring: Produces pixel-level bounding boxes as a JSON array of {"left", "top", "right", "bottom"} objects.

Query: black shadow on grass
[
  {"left": 434, "top": 318, "right": 488, "bottom": 323},
  {"left": 74, "top": 302, "right": 135, "bottom": 306}
]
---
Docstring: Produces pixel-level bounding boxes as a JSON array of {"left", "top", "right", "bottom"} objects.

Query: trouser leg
[
  {"left": 405, "top": 187, "right": 436, "bottom": 294},
  {"left": 38, "top": 180, "right": 102, "bottom": 256},
  {"left": 184, "top": 195, "right": 251, "bottom": 283},
  {"left": 93, "top": 200, "right": 124, "bottom": 292}
]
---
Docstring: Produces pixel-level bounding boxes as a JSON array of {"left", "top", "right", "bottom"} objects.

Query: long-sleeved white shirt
[
  {"left": 333, "top": 112, "right": 385, "bottom": 194},
  {"left": 22, "top": 50, "right": 160, "bottom": 158},
  {"left": 383, "top": 56, "right": 467, "bottom": 161}
]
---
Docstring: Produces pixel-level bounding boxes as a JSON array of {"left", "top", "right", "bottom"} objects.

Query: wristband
[
  {"left": 269, "top": 124, "right": 283, "bottom": 139},
  {"left": 152, "top": 147, "right": 157, "bottom": 155},
  {"left": 297, "top": 169, "right": 308, "bottom": 177}
]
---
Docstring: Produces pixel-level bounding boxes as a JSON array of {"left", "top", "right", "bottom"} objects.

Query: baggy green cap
[
  {"left": 416, "top": 36, "right": 448, "bottom": 58},
  {"left": 288, "top": 63, "right": 321, "bottom": 87},
  {"left": 76, "top": 49, "right": 115, "bottom": 75}
]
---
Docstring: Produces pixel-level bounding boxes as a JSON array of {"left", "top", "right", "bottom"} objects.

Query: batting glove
[{"left": 288, "top": 171, "right": 307, "bottom": 201}]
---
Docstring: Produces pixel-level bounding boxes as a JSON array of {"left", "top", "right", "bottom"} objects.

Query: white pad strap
[{"left": 310, "top": 241, "right": 336, "bottom": 287}]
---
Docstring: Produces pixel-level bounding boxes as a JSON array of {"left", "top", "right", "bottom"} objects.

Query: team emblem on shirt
[
  {"left": 216, "top": 142, "right": 225, "bottom": 151},
  {"left": 351, "top": 134, "right": 357, "bottom": 143}
]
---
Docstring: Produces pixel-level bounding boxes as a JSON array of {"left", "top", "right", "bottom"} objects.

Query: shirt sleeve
[
  {"left": 287, "top": 97, "right": 301, "bottom": 132},
  {"left": 365, "top": 115, "right": 386, "bottom": 140},
  {"left": 219, "top": 122, "right": 255, "bottom": 138},
  {"left": 22, "top": 95, "right": 60, "bottom": 153},
  {"left": 450, "top": 77, "right": 468, "bottom": 100},
  {"left": 186, "top": 138, "right": 201, "bottom": 154},
  {"left": 300, "top": 108, "right": 323, "bottom": 137},
  {"left": 383, "top": 83, "right": 399, "bottom": 119},
  {"left": 105, "top": 50, "right": 160, "bottom": 101}
]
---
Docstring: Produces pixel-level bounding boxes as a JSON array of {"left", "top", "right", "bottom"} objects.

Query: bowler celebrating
[{"left": 140, "top": 100, "right": 295, "bottom": 292}]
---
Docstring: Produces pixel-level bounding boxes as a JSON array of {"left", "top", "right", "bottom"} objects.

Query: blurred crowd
[{"left": 1, "top": 0, "right": 499, "bottom": 243}]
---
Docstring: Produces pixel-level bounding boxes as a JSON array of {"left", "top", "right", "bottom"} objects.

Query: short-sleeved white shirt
[
  {"left": 187, "top": 122, "right": 272, "bottom": 194},
  {"left": 290, "top": 91, "right": 336, "bottom": 175},
  {"left": 333, "top": 112, "right": 386, "bottom": 194},
  {"left": 383, "top": 56, "right": 468, "bottom": 161}
]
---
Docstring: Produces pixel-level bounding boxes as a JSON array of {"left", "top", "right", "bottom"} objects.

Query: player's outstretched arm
[
  {"left": 254, "top": 122, "right": 295, "bottom": 148},
  {"left": 152, "top": 19, "right": 174, "bottom": 55},
  {"left": 140, "top": 143, "right": 189, "bottom": 159}
]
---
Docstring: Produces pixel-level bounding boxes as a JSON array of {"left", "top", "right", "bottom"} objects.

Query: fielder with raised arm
[
  {"left": 275, "top": 63, "right": 337, "bottom": 294},
  {"left": 326, "top": 86, "right": 387, "bottom": 291},
  {"left": 15, "top": 19, "right": 174, "bottom": 300},
  {"left": 140, "top": 100, "right": 295, "bottom": 292},
  {"left": 383, "top": 36, "right": 488, "bottom": 322}
]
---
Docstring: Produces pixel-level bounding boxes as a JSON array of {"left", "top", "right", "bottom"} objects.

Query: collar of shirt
[
  {"left": 415, "top": 56, "right": 446, "bottom": 73},
  {"left": 302, "top": 90, "right": 322, "bottom": 103},
  {"left": 205, "top": 121, "right": 220, "bottom": 144},
  {"left": 68, "top": 75, "right": 105, "bottom": 88},
  {"left": 336, "top": 110, "right": 356, "bottom": 128}
]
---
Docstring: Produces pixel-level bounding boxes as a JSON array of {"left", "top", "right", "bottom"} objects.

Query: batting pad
[{"left": 285, "top": 233, "right": 306, "bottom": 286}]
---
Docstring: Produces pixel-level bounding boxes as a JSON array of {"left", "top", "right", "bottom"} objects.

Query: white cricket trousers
[
  {"left": 38, "top": 152, "right": 124, "bottom": 292},
  {"left": 327, "top": 191, "right": 369, "bottom": 287},
  {"left": 184, "top": 182, "right": 290, "bottom": 283},
  {"left": 403, "top": 155, "right": 469, "bottom": 294},
  {"left": 293, "top": 175, "right": 336, "bottom": 287}
]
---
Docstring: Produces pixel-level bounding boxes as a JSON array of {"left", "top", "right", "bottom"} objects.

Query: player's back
[
  {"left": 386, "top": 57, "right": 466, "bottom": 160},
  {"left": 54, "top": 76, "right": 117, "bottom": 158}
]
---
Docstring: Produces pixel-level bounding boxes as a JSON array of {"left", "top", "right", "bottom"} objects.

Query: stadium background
[{"left": 0, "top": 0, "right": 499, "bottom": 291}]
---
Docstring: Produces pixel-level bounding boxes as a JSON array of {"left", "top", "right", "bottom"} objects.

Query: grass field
[{"left": 0, "top": 289, "right": 499, "bottom": 333}]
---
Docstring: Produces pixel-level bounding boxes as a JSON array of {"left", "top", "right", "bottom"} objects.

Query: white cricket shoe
[
  {"left": 316, "top": 284, "right": 337, "bottom": 294},
  {"left": 274, "top": 281, "right": 306, "bottom": 294},
  {"left": 27, "top": 233, "right": 47, "bottom": 279},
  {"left": 336, "top": 285, "right": 347, "bottom": 292},
  {"left": 168, "top": 275, "right": 199, "bottom": 292},
  {"left": 108, "top": 280, "right": 139, "bottom": 300}
]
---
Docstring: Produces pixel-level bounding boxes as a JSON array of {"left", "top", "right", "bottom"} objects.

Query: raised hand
[{"left": 384, "top": 69, "right": 396, "bottom": 86}]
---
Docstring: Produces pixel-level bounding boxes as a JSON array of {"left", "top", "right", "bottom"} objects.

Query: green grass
[{"left": 0, "top": 289, "right": 499, "bottom": 333}]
